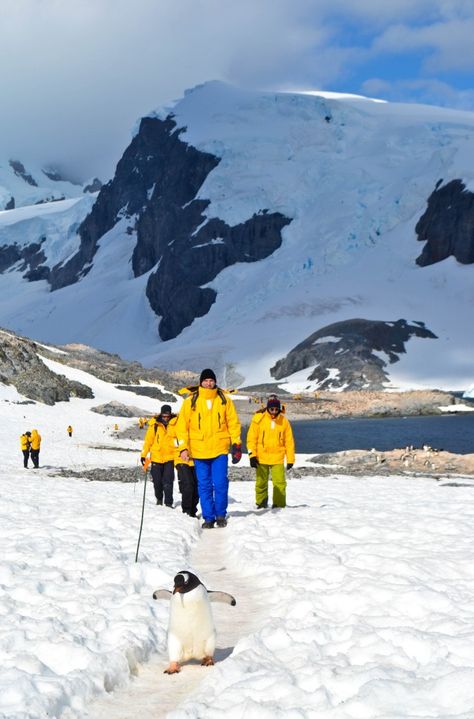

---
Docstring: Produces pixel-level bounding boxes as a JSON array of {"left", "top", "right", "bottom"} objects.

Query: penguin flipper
[
  {"left": 153, "top": 589, "right": 172, "bottom": 600},
  {"left": 207, "top": 590, "right": 236, "bottom": 606}
]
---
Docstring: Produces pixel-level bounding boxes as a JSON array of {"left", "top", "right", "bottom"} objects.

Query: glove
[
  {"left": 249, "top": 456, "right": 258, "bottom": 469},
  {"left": 140, "top": 457, "right": 146, "bottom": 466},
  {"left": 231, "top": 443, "right": 242, "bottom": 464},
  {"left": 286, "top": 463, "right": 293, "bottom": 470}
]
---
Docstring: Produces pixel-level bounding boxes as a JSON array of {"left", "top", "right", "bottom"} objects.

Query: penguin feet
[
  {"left": 164, "top": 661, "right": 181, "bottom": 674},
  {"left": 201, "top": 656, "right": 214, "bottom": 667}
]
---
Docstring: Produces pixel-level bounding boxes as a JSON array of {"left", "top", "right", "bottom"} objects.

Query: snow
[
  {"left": 464, "top": 384, "right": 474, "bottom": 399},
  {"left": 2, "top": 370, "right": 474, "bottom": 718},
  {"left": 0, "top": 158, "right": 86, "bottom": 210},
  {"left": 1, "top": 82, "right": 474, "bottom": 392},
  {"left": 439, "top": 403, "right": 474, "bottom": 413}
]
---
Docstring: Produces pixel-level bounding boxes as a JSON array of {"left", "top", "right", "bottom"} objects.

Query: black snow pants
[
  {"left": 30, "top": 449, "right": 40, "bottom": 468},
  {"left": 151, "top": 460, "right": 174, "bottom": 506},
  {"left": 176, "top": 463, "right": 199, "bottom": 517},
  {"left": 22, "top": 450, "right": 30, "bottom": 468}
]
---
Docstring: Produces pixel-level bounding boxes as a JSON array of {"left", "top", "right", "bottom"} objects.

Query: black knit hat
[
  {"left": 200, "top": 368, "right": 217, "bottom": 384},
  {"left": 160, "top": 404, "right": 172, "bottom": 415},
  {"left": 267, "top": 397, "right": 281, "bottom": 411}
]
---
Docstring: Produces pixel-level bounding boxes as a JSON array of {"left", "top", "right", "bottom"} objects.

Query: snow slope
[
  {"left": 2, "top": 365, "right": 474, "bottom": 718},
  {"left": 0, "top": 158, "right": 86, "bottom": 210},
  {"left": 1, "top": 83, "right": 474, "bottom": 390}
]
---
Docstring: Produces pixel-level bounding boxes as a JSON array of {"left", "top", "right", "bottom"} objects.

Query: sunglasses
[{"left": 268, "top": 407, "right": 280, "bottom": 412}]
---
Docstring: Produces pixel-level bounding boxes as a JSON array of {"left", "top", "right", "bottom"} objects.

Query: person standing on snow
[
  {"left": 67, "top": 425, "right": 73, "bottom": 437},
  {"left": 176, "top": 368, "right": 242, "bottom": 529},
  {"left": 141, "top": 405, "right": 175, "bottom": 507},
  {"left": 20, "top": 431, "right": 31, "bottom": 468},
  {"left": 30, "top": 429, "right": 41, "bottom": 469},
  {"left": 246, "top": 396, "right": 295, "bottom": 509}
]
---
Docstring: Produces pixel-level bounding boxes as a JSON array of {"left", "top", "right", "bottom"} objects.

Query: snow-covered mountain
[
  {"left": 0, "top": 81, "right": 473, "bottom": 391},
  {"left": 0, "top": 157, "right": 101, "bottom": 209}
]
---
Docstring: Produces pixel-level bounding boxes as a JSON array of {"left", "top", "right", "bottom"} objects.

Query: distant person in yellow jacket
[
  {"left": 141, "top": 405, "right": 175, "bottom": 507},
  {"left": 176, "top": 368, "right": 241, "bottom": 529},
  {"left": 246, "top": 396, "right": 295, "bottom": 509},
  {"left": 30, "top": 429, "right": 41, "bottom": 469},
  {"left": 67, "top": 425, "right": 73, "bottom": 437},
  {"left": 20, "top": 431, "right": 31, "bottom": 468}
]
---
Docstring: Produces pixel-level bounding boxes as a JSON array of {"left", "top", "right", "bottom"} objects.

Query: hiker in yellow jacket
[
  {"left": 246, "top": 396, "right": 295, "bottom": 509},
  {"left": 141, "top": 405, "right": 175, "bottom": 507},
  {"left": 30, "top": 429, "right": 41, "bottom": 469},
  {"left": 176, "top": 368, "right": 241, "bottom": 528},
  {"left": 20, "top": 431, "right": 31, "bottom": 468}
]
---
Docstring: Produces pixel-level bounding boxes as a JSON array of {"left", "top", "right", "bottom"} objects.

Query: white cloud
[
  {"left": 0, "top": 0, "right": 330, "bottom": 179},
  {"left": 372, "top": 18, "right": 474, "bottom": 72},
  {"left": 1, "top": 0, "right": 473, "bottom": 179},
  {"left": 362, "top": 76, "right": 474, "bottom": 110}
]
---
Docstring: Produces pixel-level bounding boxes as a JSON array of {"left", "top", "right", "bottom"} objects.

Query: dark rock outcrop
[
  {"left": 416, "top": 179, "right": 474, "bottom": 266},
  {"left": 44, "top": 114, "right": 291, "bottom": 339},
  {"left": 0, "top": 329, "right": 93, "bottom": 404},
  {"left": 83, "top": 177, "right": 103, "bottom": 193},
  {"left": 37, "top": 341, "right": 186, "bottom": 393},
  {"left": 146, "top": 208, "right": 291, "bottom": 339},
  {"left": 9, "top": 159, "right": 37, "bottom": 186},
  {"left": 270, "top": 318, "right": 437, "bottom": 390},
  {"left": 0, "top": 239, "right": 50, "bottom": 281},
  {"left": 115, "top": 384, "right": 175, "bottom": 401},
  {"left": 90, "top": 401, "right": 149, "bottom": 417}
]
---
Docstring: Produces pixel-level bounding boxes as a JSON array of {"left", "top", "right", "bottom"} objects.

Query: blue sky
[{"left": 1, "top": 0, "right": 473, "bottom": 178}]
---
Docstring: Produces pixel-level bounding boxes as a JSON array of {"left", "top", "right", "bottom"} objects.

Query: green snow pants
[{"left": 255, "top": 463, "right": 286, "bottom": 508}]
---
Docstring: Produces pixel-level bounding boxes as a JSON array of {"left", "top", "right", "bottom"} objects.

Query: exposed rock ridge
[
  {"left": 416, "top": 179, "right": 474, "bottom": 265},
  {"left": 45, "top": 113, "right": 291, "bottom": 340},
  {"left": 0, "top": 329, "right": 93, "bottom": 404},
  {"left": 270, "top": 318, "right": 437, "bottom": 390},
  {"left": 48, "top": 115, "right": 220, "bottom": 290}
]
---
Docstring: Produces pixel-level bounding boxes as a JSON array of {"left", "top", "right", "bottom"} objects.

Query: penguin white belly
[{"left": 168, "top": 585, "right": 216, "bottom": 662}]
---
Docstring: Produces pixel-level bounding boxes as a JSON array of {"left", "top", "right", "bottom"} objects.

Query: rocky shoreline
[
  {"left": 309, "top": 447, "right": 474, "bottom": 479},
  {"left": 234, "top": 389, "right": 473, "bottom": 424}
]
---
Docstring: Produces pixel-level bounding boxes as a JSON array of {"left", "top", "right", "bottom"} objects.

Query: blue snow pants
[{"left": 193, "top": 454, "right": 228, "bottom": 522}]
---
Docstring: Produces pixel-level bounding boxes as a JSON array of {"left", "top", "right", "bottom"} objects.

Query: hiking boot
[
  {"left": 156, "top": 500, "right": 163, "bottom": 505},
  {"left": 216, "top": 516, "right": 227, "bottom": 528},
  {"left": 256, "top": 500, "right": 268, "bottom": 509},
  {"left": 165, "top": 504, "right": 174, "bottom": 509},
  {"left": 202, "top": 520, "right": 215, "bottom": 529}
]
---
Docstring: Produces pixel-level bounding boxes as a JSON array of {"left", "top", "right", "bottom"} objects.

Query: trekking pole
[{"left": 135, "top": 458, "right": 151, "bottom": 563}]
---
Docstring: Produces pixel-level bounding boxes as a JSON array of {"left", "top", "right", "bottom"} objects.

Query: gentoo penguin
[{"left": 153, "top": 570, "right": 236, "bottom": 674}]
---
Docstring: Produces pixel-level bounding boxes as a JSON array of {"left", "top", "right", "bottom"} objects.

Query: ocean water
[{"left": 290, "top": 414, "right": 474, "bottom": 455}]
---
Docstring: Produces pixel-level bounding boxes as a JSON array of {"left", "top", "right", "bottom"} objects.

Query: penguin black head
[{"left": 173, "top": 571, "right": 202, "bottom": 594}]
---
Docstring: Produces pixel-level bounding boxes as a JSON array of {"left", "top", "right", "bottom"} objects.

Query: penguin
[{"left": 153, "top": 570, "right": 236, "bottom": 674}]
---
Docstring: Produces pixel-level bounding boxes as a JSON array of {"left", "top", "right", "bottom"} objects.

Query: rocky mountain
[
  {"left": 0, "top": 327, "right": 193, "bottom": 405},
  {"left": 0, "top": 157, "right": 99, "bottom": 210},
  {"left": 0, "top": 82, "right": 473, "bottom": 391},
  {"left": 270, "top": 319, "right": 437, "bottom": 390}
]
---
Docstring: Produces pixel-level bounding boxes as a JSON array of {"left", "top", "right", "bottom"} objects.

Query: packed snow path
[{"left": 85, "top": 521, "right": 268, "bottom": 718}]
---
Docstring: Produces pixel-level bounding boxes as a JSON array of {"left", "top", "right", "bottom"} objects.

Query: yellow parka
[
  {"left": 246, "top": 409, "right": 295, "bottom": 465},
  {"left": 176, "top": 386, "right": 241, "bottom": 460},
  {"left": 141, "top": 416, "right": 174, "bottom": 463},
  {"left": 166, "top": 416, "right": 194, "bottom": 466},
  {"left": 20, "top": 434, "right": 30, "bottom": 451},
  {"left": 30, "top": 429, "right": 41, "bottom": 450}
]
